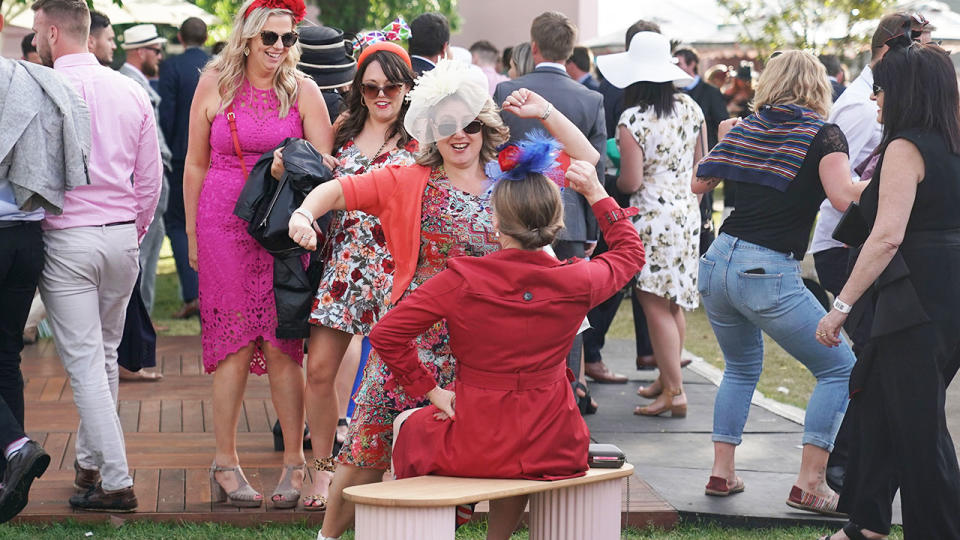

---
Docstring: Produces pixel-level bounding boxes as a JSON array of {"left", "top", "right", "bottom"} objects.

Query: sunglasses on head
[
  {"left": 361, "top": 82, "right": 405, "bottom": 100},
  {"left": 260, "top": 30, "right": 299, "bottom": 48},
  {"left": 434, "top": 119, "right": 483, "bottom": 138},
  {"left": 884, "top": 14, "right": 928, "bottom": 49}
]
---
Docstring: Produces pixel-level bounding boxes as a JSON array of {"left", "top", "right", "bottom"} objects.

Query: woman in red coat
[{"left": 369, "top": 153, "right": 645, "bottom": 539}]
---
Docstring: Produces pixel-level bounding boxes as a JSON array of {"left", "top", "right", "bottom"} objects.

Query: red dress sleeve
[
  {"left": 368, "top": 269, "right": 464, "bottom": 401},
  {"left": 584, "top": 197, "right": 646, "bottom": 307},
  {"left": 338, "top": 164, "right": 405, "bottom": 216}
]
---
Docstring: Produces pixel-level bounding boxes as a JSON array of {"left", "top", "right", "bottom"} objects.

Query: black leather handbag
[{"left": 234, "top": 138, "right": 333, "bottom": 255}]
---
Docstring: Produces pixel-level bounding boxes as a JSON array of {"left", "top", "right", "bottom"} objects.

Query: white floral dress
[
  {"left": 617, "top": 93, "right": 703, "bottom": 309},
  {"left": 309, "top": 139, "right": 418, "bottom": 335}
]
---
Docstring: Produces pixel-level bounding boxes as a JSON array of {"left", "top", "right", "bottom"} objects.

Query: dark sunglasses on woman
[
  {"left": 434, "top": 119, "right": 483, "bottom": 138},
  {"left": 260, "top": 30, "right": 299, "bottom": 48},
  {"left": 360, "top": 83, "right": 405, "bottom": 100}
]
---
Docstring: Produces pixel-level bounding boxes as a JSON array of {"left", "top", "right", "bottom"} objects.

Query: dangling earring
[{"left": 243, "top": 46, "right": 250, "bottom": 56}]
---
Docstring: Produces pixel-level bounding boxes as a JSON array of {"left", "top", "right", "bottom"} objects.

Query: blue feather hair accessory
[{"left": 484, "top": 130, "right": 570, "bottom": 189}]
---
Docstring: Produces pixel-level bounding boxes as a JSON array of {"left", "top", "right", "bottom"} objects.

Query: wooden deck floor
[{"left": 14, "top": 336, "right": 677, "bottom": 528}]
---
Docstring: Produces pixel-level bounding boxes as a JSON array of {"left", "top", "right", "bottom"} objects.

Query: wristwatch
[{"left": 833, "top": 297, "right": 852, "bottom": 314}]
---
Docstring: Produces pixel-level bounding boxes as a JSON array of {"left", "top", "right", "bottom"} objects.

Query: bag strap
[{"left": 226, "top": 104, "right": 248, "bottom": 180}]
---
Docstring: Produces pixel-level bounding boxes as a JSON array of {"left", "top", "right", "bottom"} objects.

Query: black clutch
[
  {"left": 588, "top": 443, "right": 626, "bottom": 468},
  {"left": 831, "top": 201, "right": 870, "bottom": 247}
]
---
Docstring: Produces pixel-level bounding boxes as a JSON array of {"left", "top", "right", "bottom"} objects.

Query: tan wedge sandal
[
  {"left": 302, "top": 456, "right": 336, "bottom": 511},
  {"left": 209, "top": 461, "right": 263, "bottom": 508}
]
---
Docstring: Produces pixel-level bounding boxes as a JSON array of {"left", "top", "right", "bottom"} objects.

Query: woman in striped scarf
[{"left": 693, "top": 51, "right": 866, "bottom": 516}]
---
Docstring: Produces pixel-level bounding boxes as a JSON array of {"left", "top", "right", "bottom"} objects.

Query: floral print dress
[
  {"left": 309, "top": 139, "right": 418, "bottom": 335},
  {"left": 339, "top": 167, "right": 499, "bottom": 469},
  {"left": 618, "top": 93, "right": 704, "bottom": 309}
]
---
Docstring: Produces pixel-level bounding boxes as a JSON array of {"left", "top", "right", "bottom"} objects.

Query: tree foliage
[
  {"left": 315, "top": 0, "right": 459, "bottom": 35},
  {"left": 192, "top": 0, "right": 459, "bottom": 40},
  {"left": 718, "top": 0, "right": 893, "bottom": 58}
]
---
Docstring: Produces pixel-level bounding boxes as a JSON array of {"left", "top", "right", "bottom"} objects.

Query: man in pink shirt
[{"left": 31, "top": 0, "right": 161, "bottom": 512}]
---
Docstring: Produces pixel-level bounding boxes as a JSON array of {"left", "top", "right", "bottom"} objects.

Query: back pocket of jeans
[
  {"left": 737, "top": 271, "right": 782, "bottom": 312},
  {"left": 697, "top": 257, "right": 715, "bottom": 297}
]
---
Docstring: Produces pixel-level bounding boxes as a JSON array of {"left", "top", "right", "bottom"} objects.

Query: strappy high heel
[
  {"left": 209, "top": 461, "right": 262, "bottom": 508},
  {"left": 634, "top": 387, "right": 687, "bottom": 417},
  {"left": 271, "top": 463, "right": 306, "bottom": 509},
  {"left": 302, "top": 456, "right": 336, "bottom": 511}
]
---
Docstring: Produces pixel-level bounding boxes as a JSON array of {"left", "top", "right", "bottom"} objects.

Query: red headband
[
  {"left": 357, "top": 42, "right": 412, "bottom": 69},
  {"left": 244, "top": 0, "right": 306, "bottom": 23}
]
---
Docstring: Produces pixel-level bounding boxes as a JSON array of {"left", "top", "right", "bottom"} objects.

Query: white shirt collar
[{"left": 535, "top": 61, "right": 567, "bottom": 72}]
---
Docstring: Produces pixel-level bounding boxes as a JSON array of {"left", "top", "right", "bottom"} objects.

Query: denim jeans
[{"left": 699, "top": 233, "right": 854, "bottom": 450}]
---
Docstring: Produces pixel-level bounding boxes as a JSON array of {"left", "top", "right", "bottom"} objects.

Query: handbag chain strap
[{"left": 226, "top": 104, "right": 248, "bottom": 180}]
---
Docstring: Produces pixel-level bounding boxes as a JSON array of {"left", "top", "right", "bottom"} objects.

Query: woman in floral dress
[
  {"left": 284, "top": 60, "right": 600, "bottom": 540},
  {"left": 299, "top": 43, "right": 417, "bottom": 511},
  {"left": 598, "top": 32, "right": 707, "bottom": 418}
]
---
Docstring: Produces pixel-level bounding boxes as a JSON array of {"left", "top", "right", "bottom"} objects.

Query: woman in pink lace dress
[{"left": 182, "top": 0, "right": 332, "bottom": 509}]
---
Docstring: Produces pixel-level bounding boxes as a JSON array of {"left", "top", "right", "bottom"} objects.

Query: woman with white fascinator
[
  {"left": 282, "top": 59, "right": 600, "bottom": 540},
  {"left": 597, "top": 31, "right": 707, "bottom": 418}
]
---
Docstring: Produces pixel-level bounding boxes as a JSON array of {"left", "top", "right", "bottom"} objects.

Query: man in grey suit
[
  {"left": 118, "top": 24, "right": 171, "bottom": 356},
  {"left": 493, "top": 11, "right": 609, "bottom": 402}
]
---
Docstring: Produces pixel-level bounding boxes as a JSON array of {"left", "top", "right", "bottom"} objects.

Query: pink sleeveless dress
[{"left": 196, "top": 80, "right": 304, "bottom": 374}]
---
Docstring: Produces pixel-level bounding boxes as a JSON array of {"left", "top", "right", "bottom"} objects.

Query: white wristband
[
  {"left": 293, "top": 207, "right": 315, "bottom": 224},
  {"left": 833, "top": 297, "right": 852, "bottom": 314}
]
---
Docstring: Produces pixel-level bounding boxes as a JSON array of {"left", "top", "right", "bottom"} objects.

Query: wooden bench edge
[{"left": 343, "top": 464, "right": 635, "bottom": 507}]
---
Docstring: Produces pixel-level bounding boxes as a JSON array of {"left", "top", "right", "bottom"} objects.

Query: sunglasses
[
  {"left": 145, "top": 47, "right": 163, "bottom": 55},
  {"left": 360, "top": 82, "right": 405, "bottom": 100},
  {"left": 260, "top": 30, "right": 299, "bottom": 48},
  {"left": 872, "top": 83, "right": 883, "bottom": 95},
  {"left": 434, "top": 119, "right": 483, "bottom": 138}
]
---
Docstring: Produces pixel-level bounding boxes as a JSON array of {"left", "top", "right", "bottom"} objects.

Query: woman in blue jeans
[{"left": 693, "top": 51, "right": 866, "bottom": 516}]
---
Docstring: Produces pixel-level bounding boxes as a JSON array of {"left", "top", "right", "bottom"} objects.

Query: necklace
[{"left": 369, "top": 135, "right": 391, "bottom": 163}]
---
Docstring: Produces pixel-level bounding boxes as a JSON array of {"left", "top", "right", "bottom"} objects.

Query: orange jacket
[{"left": 338, "top": 164, "right": 432, "bottom": 305}]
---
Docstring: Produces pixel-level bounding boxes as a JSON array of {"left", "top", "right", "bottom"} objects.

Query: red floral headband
[{"left": 244, "top": 0, "right": 306, "bottom": 23}]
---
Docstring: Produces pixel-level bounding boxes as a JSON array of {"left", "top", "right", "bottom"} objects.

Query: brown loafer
[
  {"left": 584, "top": 362, "right": 628, "bottom": 384},
  {"left": 119, "top": 366, "right": 163, "bottom": 382},
  {"left": 69, "top": 483, "right": 137, "bottom": 512},
  {"left": 636, "top": 355, "right": 692, "bottom": 370},
  {"left": 74, "top": 460, "right": 100, "bottom": 491},
  {"left": 171, "top": 299, "right": 199, "bottom": 319}
]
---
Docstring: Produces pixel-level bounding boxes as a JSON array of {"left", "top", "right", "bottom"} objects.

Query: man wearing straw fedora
[
  {"left": 119, "top": 24, "right": 171, "bottom": 345},
  {"left": 296, "top": 25, "right": 356, "bottom": 122}
]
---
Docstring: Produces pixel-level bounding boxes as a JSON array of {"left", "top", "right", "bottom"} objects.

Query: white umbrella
[{"left": 7, "top": 0, "right": 219, "bottom": 29}]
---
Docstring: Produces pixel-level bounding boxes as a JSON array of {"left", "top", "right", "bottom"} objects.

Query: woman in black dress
[{"left": 816, "top": 42, "right": 960, "bottom": 540}]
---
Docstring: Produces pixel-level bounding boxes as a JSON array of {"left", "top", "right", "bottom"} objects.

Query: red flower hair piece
[{"left": 244, "top": 0, "right": 306, "bottom": 23}]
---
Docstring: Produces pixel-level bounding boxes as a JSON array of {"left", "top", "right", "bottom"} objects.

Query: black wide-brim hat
[{"left": 297, "top": 26, "right": 357, "bottom": 90}]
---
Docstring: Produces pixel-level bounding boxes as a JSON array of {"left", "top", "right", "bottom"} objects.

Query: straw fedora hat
[
  {"left": 121, "top": 24, "right": 167, "bottom": 50},
  {"left": 297, "top": 26, "right": 357, "bottom": 90},
  {"left": 596, "top": 32, "right": 693, "bottom": 89}
]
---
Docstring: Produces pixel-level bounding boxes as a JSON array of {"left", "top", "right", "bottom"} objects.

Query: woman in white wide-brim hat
[{"left": 597, "top": 32, "right": 707, "bottom": 418}]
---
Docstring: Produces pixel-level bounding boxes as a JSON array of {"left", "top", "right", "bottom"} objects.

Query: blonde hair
[
  {"left": 415, "top": 98, "right": 510, "bottom": 168},
  {"left": 206, "top": 0, "right": 303, "bottom": 118},
  {"left": 492, "top": 174, "right": 564, "bottom": 249},
  {"left": 753, "top": 51, "right": 832, "bottom": 118}
]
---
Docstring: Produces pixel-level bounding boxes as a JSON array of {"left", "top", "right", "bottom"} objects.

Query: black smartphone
[{"left": 744, "top": 268, "right": 764, "bottom": 274}]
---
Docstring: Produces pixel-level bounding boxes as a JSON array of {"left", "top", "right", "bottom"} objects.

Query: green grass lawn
[
  {"left": 608, "top": 298, "right": 817, "bottom": 409},
  {"left": 152, "top": 241, "right": 201, "bottom": 336},
  {"left": 0, "top": 521, "right": 904, "bottom": 539}
]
